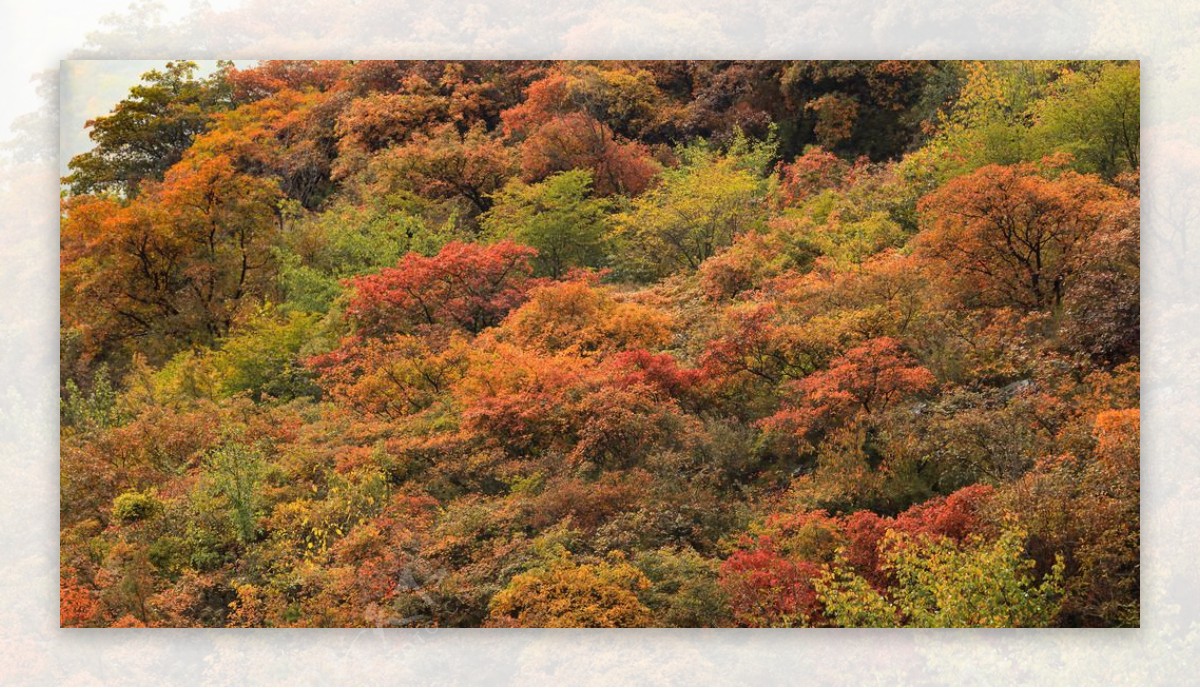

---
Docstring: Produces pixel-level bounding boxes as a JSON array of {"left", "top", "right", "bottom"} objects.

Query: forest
[{"left": 59, "top": 59, "right": 1139, "bottom": 628}]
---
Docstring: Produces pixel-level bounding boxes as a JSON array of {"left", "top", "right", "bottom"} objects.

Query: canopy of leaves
[{"left": 59, "top": 60, "right": 1139, "bottom": 629}]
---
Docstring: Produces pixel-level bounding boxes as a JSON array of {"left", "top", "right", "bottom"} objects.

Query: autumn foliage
[{"left": 61, "top": 60, "right": 1138, "bottom": 628}]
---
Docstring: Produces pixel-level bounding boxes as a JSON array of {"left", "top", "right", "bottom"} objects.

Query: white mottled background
[{"left": 1, "top": 0, "right": 1195, "bottom": 684}]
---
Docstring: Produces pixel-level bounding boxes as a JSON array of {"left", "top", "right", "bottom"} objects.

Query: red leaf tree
[
  {"left": 345, "top": 241, "right": 540, "bottom": 337},
  {"left": 764, "top": 337, "right": 936, "bottom": 440}
]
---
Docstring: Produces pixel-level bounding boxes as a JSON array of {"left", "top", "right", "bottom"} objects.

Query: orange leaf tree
[{"left": 917, "top": 163, "right": 1134, "bottom": 311}]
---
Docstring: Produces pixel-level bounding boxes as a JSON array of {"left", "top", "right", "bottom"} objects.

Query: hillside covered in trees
[{"left": 60, "top": 60, "right": 1139, "bottom": 628}]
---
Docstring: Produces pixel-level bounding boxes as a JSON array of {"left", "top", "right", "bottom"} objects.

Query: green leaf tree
[
  {"left": 1030, "top": 62, "right": 1140, "bottom": 179},
  {"left": 612, "top": 142, "right": 768, "bottom": 280},
  {"left": 481, "top": 169, "right": 611, "bottom": 278},
  {"left": 204, "top": 439, "right": 266, "bottom": 543},
  {"left": 65, "top": 60, "right": 233, "bottom": 198},
  {"left": 817, "top": 528, "right": 1065, "bottom": 627}
]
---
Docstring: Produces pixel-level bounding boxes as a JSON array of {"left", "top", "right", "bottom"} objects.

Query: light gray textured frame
[{"left": 1, "top": 0, "right": 1193, "bottom": 684}]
